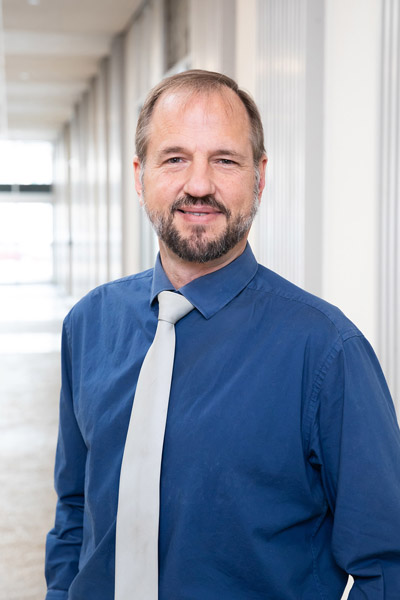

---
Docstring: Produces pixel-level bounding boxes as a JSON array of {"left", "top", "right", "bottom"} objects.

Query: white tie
[{"left": 115, "top": 291, "right": 194, "bottom": 600}]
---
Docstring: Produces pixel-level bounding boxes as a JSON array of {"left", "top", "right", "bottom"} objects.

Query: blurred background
[{"left": 0, "top": 0, "right": 398, "bottom": 598}]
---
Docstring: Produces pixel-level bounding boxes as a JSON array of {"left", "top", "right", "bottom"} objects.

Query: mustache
[{"left": 171, "top": 195, "right": 230, "bottom": 217}]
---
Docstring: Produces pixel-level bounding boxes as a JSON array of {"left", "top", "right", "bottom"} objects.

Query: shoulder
[
  {"left": 248, "top": 263, "right": 361, "bottom": 342},
  {"left": 65, "top": 268, "right": 153, "bottom": 327}
]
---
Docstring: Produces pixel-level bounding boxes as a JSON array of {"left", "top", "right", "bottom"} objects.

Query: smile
[{"left": 178, "top": 209, "right": 218, "bottom": 216}]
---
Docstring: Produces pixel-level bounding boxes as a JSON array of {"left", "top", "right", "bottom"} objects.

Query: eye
[
  {"left": 166, "top": 157, "right": 183, "bottom": 164},
  {"left": 217, "top": 158, "right": 236, "bottom": 165}
]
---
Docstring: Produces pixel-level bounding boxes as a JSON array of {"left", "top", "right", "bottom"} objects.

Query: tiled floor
[{"left": 0, "top": 284, "right": 72, "bottom": 600}]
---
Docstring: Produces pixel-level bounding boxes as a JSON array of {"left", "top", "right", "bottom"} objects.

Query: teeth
[{"left": 184, "top": 211, "right": 208, "bottom": 216}]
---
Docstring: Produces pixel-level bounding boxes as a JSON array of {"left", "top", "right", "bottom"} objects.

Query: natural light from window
[
  {"left": 0, "top": 140, "right": 53, "bottom": 184},
  {"left": 0, "top": 140, "right": 54, "bottom": 283}
]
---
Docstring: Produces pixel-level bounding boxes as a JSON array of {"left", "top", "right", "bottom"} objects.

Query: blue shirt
[{"left": 45, "top": 244, "right": 400, "bottom": 600}]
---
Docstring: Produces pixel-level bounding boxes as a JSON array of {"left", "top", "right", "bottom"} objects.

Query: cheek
[
  {"left": 224, "top": 184, "right": 255, "bottom": 209},
  {"left": 217, "top": 172, "right": 254, "bottom": 194},
  {"left": 147, "top": 178, "right": 186, "bottom": 207}
]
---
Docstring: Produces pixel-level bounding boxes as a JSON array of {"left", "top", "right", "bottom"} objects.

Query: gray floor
[{"left": 0, "top": 284, "right": 72, "bottom": 600}]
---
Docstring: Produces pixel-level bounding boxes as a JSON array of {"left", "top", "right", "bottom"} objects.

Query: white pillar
[{"left": 323, "top": 0, "right": 381, "bottom": 347}]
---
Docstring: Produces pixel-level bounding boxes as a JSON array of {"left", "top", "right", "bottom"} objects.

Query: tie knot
[{"left": 157, "top": 291, "right": 193, "bottom": 324}]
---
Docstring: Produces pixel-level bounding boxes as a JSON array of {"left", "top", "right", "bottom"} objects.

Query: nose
[{"left": 183, "top": 158, "right": 216, "bottom": 198}]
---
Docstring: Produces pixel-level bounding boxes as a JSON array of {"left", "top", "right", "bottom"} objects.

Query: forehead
[{"left": 147, "top": 87, "right": 252, "bottom": 152}]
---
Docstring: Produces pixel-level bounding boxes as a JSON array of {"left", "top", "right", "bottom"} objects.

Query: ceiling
[{"left": 0, "top": 0, "right": 142, "bottom": 141}]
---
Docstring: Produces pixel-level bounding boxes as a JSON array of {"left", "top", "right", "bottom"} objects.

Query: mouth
[
  {"left": 174, "top": 205, "right": 224, "bottom": 225},
  {"left": 176, "top": 207, "right": 222, "bottom": 217},
  {"left": 172, "top": 195, "right": 229, "bottom": 218}
]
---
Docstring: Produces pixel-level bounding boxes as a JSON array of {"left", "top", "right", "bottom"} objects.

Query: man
[{"left": 45, "top": 70, "right": 400, "bottom": 599}]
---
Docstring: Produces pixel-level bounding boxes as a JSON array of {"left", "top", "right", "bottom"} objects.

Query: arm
[
  {"left": 315, "top": 334, "right": 400, "bottom": 599},
  {"left": 45, "top": 320, "right": 87, "bottom": 599}
]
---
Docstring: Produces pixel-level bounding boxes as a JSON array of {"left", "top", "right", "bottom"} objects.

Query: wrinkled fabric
[{"left": 45, "top": 244, "right": 400, "bottom": 600}]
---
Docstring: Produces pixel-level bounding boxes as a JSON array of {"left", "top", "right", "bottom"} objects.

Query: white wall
[
  {"left": 254, "top": 0, "right": 307, "bottom": 288},
  {"left": 378, "top": 0, "right": 400, "bottom": 408},
  {"left": 323, "top": 0, "right": 381, "bottom": 347},
  {"left": 53, "top": 124, "right": 71, "bottom": 293},
  {"left": 190, "top": 0, "right": 236, "bottom": 77},
  {"left": 107, "top": 35, "right": 124, "bottom": 282}
]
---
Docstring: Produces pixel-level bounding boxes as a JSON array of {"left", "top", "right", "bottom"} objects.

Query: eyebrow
[
  {"left": 212, "top": 149, "right": 246, "bottom": 160},
  {"left": 157, "top": 146, "right": 187, "bottom": 157},
  {"left": 157, "top": 146, "right": 246, "bottom": 160}
]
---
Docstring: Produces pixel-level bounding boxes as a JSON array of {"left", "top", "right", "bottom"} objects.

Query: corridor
[
  {"left": 0, "top": 1, "right": 397, "bottom": 598},
  {"left": 0, "top": 284, "right": 72, "bottom": 600}
]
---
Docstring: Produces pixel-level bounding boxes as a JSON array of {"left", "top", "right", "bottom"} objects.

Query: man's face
[{"left": 134, "top": 88, "right": 266, "bottom": 264}]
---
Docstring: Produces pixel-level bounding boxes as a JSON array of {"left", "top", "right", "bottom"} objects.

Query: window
[
  {"left": 0, "top": 140, "right": 54, "bottom": 283},
  {"left": 0, "top": 140, "right": 53, "bottom": 185},
  {"left": 0, "top": 201, "right": 53, "bottom": 283}
]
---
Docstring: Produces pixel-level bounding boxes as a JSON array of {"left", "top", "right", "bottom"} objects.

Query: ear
[
  {"left": 257, "top": 155, "right": 268, "bottom": 203},
  {"left": 133, "top": 156, "right": 144, "bottom": 204}
]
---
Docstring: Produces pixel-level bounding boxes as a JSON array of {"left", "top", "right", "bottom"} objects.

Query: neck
[{"left": 159, "top": 239, "right": 248, "bottom": 289}]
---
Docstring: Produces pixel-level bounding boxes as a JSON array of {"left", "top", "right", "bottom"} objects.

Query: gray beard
[{"left": 144, "top": 193, "right": 259, "bottom": 263}]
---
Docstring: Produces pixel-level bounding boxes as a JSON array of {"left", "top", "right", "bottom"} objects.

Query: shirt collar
[{"left": 150, "top": 243, "right": 258, "bottom": 319}]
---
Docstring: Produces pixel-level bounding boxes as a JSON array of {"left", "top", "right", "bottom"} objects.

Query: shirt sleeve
[
  {"left": 313, "top": 333, "right": 400, "bottom": 599},
  {"left": 45, "top": 319, "right": 87, "bottom": 598}
]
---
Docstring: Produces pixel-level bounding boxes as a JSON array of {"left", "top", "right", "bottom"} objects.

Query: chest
[{"left": 73, "top": 304, "right": 314, "bottom": 488}]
